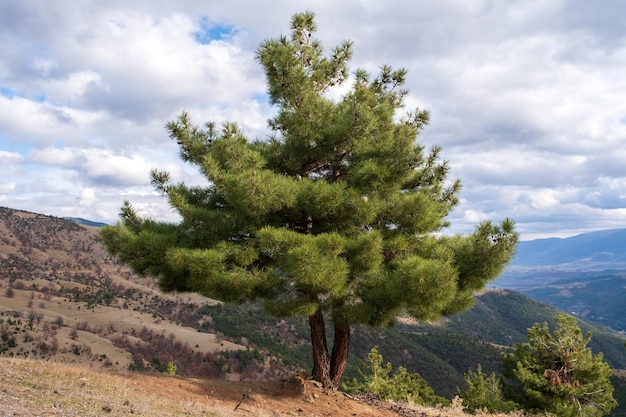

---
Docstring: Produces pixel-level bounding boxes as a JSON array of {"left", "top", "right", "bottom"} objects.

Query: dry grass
[
  {"left": 0, "top": 357, "right": 527, "bottom": 417},
  {"left": 0, "top": 357, "right": 411, "bottom": 416},
  {"left": 0, "top": 357, "right": 276, "bottom": 416}
]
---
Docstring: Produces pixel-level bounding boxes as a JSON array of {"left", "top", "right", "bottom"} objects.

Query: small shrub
[
  {"left": 27, "top": 310, "right": 36, "bottom": 326},
  {"left": 7, "top": 337, "right": 17, "bottom": 348},
  {"left": 163, "top": 361, "right": 177, "bottom": 376},
  {"left": 343, "top": 348, "right": 448, "bottom": 406},
  {"left": 129, "top": 357, "right": 147, "bottom": 372},
  {"left": 457, "top": 364, "right": 516, "bottom": 413}
]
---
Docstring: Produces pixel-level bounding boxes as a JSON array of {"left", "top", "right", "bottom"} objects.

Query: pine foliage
[
  {"left": 502, "top": 315, "right": 617, "bottom": 417},
  {"left": 458, "top": 365, "right": 517, "bottom": 413},
  {"left": 344, "top": 348, "right": 448, "bottom": 406},
  {"left": 100, "top": 11, "right": 517, "bottom": 388}
]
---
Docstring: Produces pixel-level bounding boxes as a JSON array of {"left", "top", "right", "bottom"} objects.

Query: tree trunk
[
  {"left": 330, "top": 322, "right": 351, "bottom": 388},
  {"left": 308, "top": 309, "right": 352, "bottom": 390},
  {"left": 309, "top": 309, "right": 331, "bottom": 388}
]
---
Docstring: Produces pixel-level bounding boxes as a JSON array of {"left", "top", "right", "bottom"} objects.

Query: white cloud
[
  {"left": 27, "top": 146, "right": 157, "bottom": 187},
  {"left": 0, "top": 95, "right": 110, "bottom": 147},
  {"left": 0, "top": 182, "right": 17, "bottom": 193},
  {"left": 31, "top": 56, "right": 58, "bottom": 77},
  {"left": 79, "top": 187, "right": 97, "bottom": 207},
  {"left": 0, "top": 150, "right": 24, "bottom": 162},
  {"left": 41, "top": 71, "right": 104, "bottom": 105},
  {"left": 79, "top": 148, "right": 155, "bottom": 186},
  {"left": 1, "top": 0, "right": 626, "bottom": 239},
  {"left": 49, "top": 10, "right": 265, "bottom": 122},
  {"left": 29, "top": 147, "right": 80, "bottom": 166}
]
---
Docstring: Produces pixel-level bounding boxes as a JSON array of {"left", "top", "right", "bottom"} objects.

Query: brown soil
[{"left": 0, "top": 357, "right": 468, "bottom": 417}]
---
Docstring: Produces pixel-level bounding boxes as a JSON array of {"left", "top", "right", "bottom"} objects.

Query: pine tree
[
  {"left": 101, "top": 11, "right": 517, "bottom": 389},
  {"left": 345, "top": 348, "right": 448, "bottom": 406},
  {"left": 502, "top": 315, "right": 617, "bottom": 417},
  {"left": 458, "top": 364, "right": 516, "bottom": 413}
]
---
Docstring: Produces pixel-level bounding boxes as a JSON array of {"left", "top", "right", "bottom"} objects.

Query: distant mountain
[
  {"left": 63, "top": 217, "right": 108, "bottom": 227},
  {"left": 511, "top": 228, "right": 626, "bottom": 267},
  {"left": 494, "top": 228, "right": 626, "bottom": 332}
]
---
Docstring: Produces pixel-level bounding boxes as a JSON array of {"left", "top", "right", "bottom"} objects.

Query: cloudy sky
[{"left": 1, "top": 1, "right": 625, "bottom": 240}]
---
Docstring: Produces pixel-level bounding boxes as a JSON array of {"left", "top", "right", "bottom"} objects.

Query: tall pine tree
[{"left": 101, "top": 12, "right": 517, "bottom": 389}]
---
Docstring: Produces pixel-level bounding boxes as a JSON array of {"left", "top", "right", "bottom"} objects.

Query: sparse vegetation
[
  {"left": 458, "top": 365, "right": 516, "bottom": 413},
  {"left": 344, "top": 347, "right": 449, "bottom": 406},
  {"left": 2, "top": 206, "right": 625, "bottom": 416},
  {"left": 4, "top": 287, "right": 15, "bottom": 298}
]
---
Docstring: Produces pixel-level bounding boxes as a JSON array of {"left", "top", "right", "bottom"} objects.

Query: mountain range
[
  {"left": 494, "top": 228, "right": 626, "bottom": 332},
  {"left": 63, "top": 217, "right": 109, "bottom": 228},
  {"left": 503, "top": 228, "right": 626, "bottom": 269}
]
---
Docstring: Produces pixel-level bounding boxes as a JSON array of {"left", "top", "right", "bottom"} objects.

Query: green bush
[
  {"left": 343, "top": 348, "right": 449, "bottom": 406},
  {"left": 457, "top": 364, "right": 516, "bottom": 413},
  {"left": 163, "top": 361, "right": 177, "bottom": 376}
]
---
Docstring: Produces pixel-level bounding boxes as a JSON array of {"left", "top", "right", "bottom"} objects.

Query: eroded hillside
[{"left": 0, "top": 207, "right": 287, "bottom": 379}]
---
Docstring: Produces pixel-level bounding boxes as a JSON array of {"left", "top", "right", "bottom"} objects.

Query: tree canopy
[{"left": 101, "top": 11, "right": 518, "bottom": 389}]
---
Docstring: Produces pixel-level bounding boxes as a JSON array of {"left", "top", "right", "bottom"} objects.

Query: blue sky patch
[
  {"left": 0, "top": 134, "right": 32, "bottom": 156},
  {"left": 193, "top": 17, "right": 236, "bottom": 44},
  {"left": 0, "top": 86, "right": 17, "bottom": 99},
  {"left": 0, "top": 86, "right": 46, "bottom": 103},
  {"left": 252, "top": 93, "right": 269, "bottom": 104}
]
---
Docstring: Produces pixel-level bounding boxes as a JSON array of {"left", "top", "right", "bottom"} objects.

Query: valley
[{"left": 494, "top": 228, "right": 626, "bottom": 332}]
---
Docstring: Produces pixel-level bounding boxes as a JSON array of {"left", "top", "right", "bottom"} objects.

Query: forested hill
[
  {"left": 347, "top": 289, "right": 626, "bottom": 397},
  {"left": 441, "top": 290, "right": 626, "bottom": 369},
  {"left": 1, "top": 206, "right": 625, "bottom": 414},
  {"left": 63, "top": 217, "right": 109, "bottom": 227}
]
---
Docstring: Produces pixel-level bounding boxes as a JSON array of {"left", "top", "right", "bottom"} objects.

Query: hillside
[
  {"left": 522, "top": 271, "right": 626, "bottom": 331},
  {"left": 1, "top": 357, "right": 456, "bottom": 417},
  {"left": 2, "top": 206, "right": 626, "bottom": 416},
  {"left": 0, "top": 207, "right": 252, "bottom": 377}
]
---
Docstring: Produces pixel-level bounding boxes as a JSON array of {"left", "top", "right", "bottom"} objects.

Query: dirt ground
[{"left": 0, "top": 357, "right": 466, "bottom": 417}]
